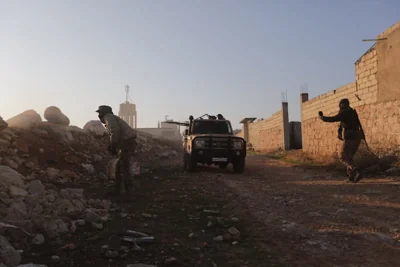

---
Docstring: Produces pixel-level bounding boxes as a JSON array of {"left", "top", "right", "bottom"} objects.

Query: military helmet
[{"left": 95, "top": 105, "right": 113, "bottom": 114}]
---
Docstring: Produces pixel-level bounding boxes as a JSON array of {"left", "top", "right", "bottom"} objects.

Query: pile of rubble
[{"left": 0, "top": 108, "right": 180, "bottom": 266}]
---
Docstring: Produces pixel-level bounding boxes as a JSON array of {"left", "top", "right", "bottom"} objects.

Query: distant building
[
  {"left": 138, "top": 120, "right": 182, "bottom": 141},
  {"left": 118, "top": 102, "right": 137, "bottom": 129}
]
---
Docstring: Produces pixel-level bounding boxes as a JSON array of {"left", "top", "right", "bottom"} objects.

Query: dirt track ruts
[{"left": 21, "top": 155, "right": 400, "bottom": 267}]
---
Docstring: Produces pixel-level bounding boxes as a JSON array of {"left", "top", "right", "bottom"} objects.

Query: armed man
[
  {"left": 96, "top": 105, "right": 137, "bottom": 196},
  {"left": 318, "top": 98, "right": 364, "bottom": 183},
  {"left": 0, "top": 115, "right": 8, "bottom": 131}
]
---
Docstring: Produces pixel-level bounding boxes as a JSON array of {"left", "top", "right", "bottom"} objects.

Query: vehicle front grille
[{"left": 204, "top": 138, "right": 232, "bottom": 149}]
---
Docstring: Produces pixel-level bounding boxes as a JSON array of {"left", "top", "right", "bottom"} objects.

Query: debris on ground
[{"left": 0, "top": 115, "right": 180, "bottom": 266}]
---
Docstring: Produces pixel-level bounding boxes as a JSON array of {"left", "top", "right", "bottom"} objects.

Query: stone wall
[
  {"left": 301, "top": 22, "right": 400, "bottom": 156},
  {"left": 240, "top": 102, "right": 290, "bottom": 152}
]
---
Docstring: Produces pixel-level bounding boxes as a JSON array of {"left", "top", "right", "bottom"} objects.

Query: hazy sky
[{"left": 1, "top": 0, "right": 398, "bottom": 129}]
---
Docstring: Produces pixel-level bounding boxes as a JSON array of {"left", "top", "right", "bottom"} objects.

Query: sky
[{"left": 1, "top": 0, "right": 399, "bottom": 130}]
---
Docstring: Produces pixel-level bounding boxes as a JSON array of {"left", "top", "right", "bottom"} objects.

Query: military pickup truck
[{"left": 166, "top": 114, "right": 246, "bottom": 173}]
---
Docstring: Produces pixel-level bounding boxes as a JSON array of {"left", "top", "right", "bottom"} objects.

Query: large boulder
[
  {"left": 44, "top": 106, "right": 70, "bottom": 126},
  {"left": 6, "top": 110, "right": 42, "bottom": 129},
  {"left": 83, "top": 120, "right": 106, "bottom": 137},
  {"left": 0, "top": 116, "right": 7, "bottom": 131}
]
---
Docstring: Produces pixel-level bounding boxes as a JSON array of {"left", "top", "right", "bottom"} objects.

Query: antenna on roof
[{"left": 125, "top": 85, "right": 130, "bottom": 103}]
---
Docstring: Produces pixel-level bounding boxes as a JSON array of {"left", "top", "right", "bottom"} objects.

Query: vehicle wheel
[
  {"left": 233, "top": 158, "right": 245, "bottom": 174},
  {"left": 219, "top": 163, "right": 228, "bottom": 169},
  {"left": 184, "top": 153, "right": 197, "bottom": 172}
]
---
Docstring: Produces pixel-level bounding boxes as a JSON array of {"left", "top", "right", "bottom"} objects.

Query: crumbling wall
[{"left": 301, "top": 22, "right": 400, "bottom": 156}]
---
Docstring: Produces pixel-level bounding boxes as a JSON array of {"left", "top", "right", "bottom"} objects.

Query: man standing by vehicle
[
  {"left": 318, "top": 98, "right": 364, "bottom": 183},
  {"left": 96, "top": 105, "right": 137, "bottom": 196}
]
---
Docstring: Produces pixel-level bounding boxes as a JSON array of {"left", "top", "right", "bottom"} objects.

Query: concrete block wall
[
  {"left": 300, "top": 22, "right": 400, "bottom": 156},
  {"left": 241, "top": 102, "right": 290, "bottom": 152}
]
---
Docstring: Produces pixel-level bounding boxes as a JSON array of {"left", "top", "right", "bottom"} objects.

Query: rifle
[{"left": 353, "top": 109, "right": 370, "bottom": 150}]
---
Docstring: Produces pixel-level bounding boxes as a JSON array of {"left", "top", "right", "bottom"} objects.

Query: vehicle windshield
[{"left": 192, "top": 120, "right": 233, "bottom": 134}]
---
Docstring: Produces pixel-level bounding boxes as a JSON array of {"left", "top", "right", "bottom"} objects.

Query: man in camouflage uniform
[
  {"left": 318, "top": 98, "right": 364, "bottom": 183},
  {"left": 0, "top": 115, "right": 8, "bottom": 131},
  {"left": 96, "top": 105, "right": 137, "bottom": 195}
]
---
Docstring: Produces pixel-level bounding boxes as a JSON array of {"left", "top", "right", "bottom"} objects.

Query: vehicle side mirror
[{"left": 183, "top": 129, "right": 188, "bottom": 136}]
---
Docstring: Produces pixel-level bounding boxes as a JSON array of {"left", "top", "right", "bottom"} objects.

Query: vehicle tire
[
  {"left": 233, "top": 158, "right": 245, "bottom": 174},
  {"left": 184, "top": 153, "right": 197, "bottom": 172},
  {"left": 219, "top": 163, "right": 228, "bottom": 169}
]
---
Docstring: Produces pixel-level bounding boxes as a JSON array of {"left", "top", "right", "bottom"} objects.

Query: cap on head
[
  {"left": 95, "top": 105, "right": 113, "bottom": 114},
  {"left": 339, "top": 98, "right": 350, "bottom": 109}
]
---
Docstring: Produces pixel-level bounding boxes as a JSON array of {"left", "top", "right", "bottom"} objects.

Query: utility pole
[{"left": 125, "top": 85, "right": 130, "bottom": 103}]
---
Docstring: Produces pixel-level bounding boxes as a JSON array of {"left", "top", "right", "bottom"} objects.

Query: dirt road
[{"left": 21, "top": 155, "right": 400, "bottom": 267}]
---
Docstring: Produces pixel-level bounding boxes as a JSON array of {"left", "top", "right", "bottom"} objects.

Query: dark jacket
[
  {"left": 104, "top": 114, "right": 137, "bottom": 148},
  {"left": 320, "top": 108, "right": 362, "bottom": 140}
]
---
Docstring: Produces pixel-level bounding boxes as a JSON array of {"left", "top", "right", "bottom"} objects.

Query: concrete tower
[{"left": 118, "top": 85, "right": 137, "bottom": 129}]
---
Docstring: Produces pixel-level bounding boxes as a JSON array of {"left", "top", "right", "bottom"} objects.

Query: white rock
[
  {"left": 213, "top": 235, "right": 223, "bottom": 241},
  {"left": 6, "top": 110, "right": 42, "bottom": 129},
  {"left": 44, "top": 106, "right": 70, "bottom": 126},
  {"left": 51, "top": 255, "right": 60, "bottom": 261},
  {"left": 83, "top": 121, "right": 106, "bottom": 137}
]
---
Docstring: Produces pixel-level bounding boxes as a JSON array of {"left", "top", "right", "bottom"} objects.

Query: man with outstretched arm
[
  {"left": 96, "top": 105, "right": 137, "bottom": 196},
  {"left": 318, "top": 98, "right": 364, "bottom": 183}
]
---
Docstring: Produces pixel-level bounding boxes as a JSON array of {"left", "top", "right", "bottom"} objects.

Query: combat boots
[{"left": 347, "top": 167, "right": 362, "bottom": 183}]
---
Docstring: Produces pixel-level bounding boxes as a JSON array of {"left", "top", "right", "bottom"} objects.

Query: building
[
  {"left": 118, "top": 102, "right": 137, "bottom": 129},
  {"left": 138, "top": 120, "right": 182, "bottom": 141}
]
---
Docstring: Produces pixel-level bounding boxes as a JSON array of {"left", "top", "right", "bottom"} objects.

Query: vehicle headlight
[
  {"left": 194, "top": 140, "right": 205, "bottom": 148},
  {"left": 233, "top": 140, "right": 243, "bottom": 149}
]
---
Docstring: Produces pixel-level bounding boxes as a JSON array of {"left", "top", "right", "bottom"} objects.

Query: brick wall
[
  {"left": 301, "top": 22, "right": 400, "bottom": 156},
  {"left": 240, "top": 102, "right": 290, "bottom": 152}
]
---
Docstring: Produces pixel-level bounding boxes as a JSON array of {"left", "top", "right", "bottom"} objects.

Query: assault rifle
[{"left": 353, "top": 109, "right": 369, "bottom": 150}]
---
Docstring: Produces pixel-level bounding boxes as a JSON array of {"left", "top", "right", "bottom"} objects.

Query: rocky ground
[{"left": 1, "top": 123, "right": 400, "bottom": 267}]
